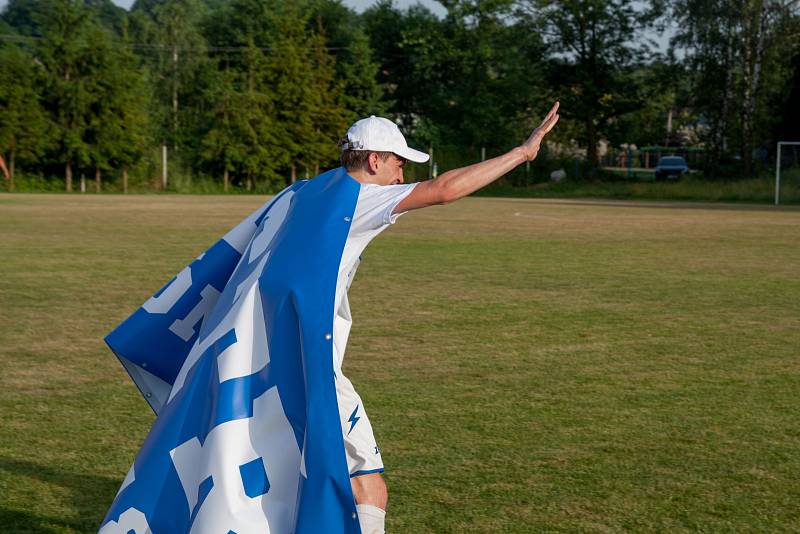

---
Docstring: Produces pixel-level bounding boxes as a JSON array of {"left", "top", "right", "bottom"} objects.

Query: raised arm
[
  {"left": 394, "top": 102, "right": 560, "bottom": 213},
  {"left": 0, "top": 155, "right": 8, "bottom": 181}
]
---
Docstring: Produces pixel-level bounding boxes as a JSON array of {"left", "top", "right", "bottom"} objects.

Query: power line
[{"left": 0, "top": 33, "right": 356, "bottom": 54}]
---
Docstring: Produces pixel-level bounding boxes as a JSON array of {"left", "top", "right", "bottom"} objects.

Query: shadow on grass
[{"left": 0, "top": 456, "right": 120, "bottom": 533}]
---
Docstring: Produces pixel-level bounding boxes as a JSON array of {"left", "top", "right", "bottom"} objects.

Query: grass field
[
  {"left": 480, "top": 174, "right": 800, "bottom": 204},
  {"left": 10, "top": 168, "right": 800, "bottom": 206},
  {"left": 1, "top": 194, "right": 799, "bottom": 533}
]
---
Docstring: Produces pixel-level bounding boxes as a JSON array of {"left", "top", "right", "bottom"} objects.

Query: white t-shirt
[{"left": 332, "top": 182, "right": 417, "bottom": 370}]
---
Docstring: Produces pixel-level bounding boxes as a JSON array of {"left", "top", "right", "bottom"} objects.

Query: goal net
[{"left": 775, "top": 142, "right": 800, "bottom": 205}]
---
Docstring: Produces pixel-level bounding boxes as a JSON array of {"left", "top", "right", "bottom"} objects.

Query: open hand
[{"left": 520, "top": 102, "right": 560, "bottom": 161}]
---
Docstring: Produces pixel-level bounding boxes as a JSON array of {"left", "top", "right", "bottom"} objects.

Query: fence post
[
  {"left": 162, "top": 144, "right": 168, "bottom": 190},
  {"left": 775, "top": 142, "right": 782, "bottom": 206},
  {"left": 626, "top": 146, "right": 633, "bottom": 178}
]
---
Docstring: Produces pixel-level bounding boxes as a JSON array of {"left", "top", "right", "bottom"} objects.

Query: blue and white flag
[{"left": 101, "top": 168, "right": 362, "bottom": 534}]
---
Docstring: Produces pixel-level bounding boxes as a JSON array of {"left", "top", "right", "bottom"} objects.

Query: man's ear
[{"left": 368, "top": 152, "right": 380, "bottom": 173}]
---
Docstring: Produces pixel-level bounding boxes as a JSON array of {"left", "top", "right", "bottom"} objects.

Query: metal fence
[{"left": 600, "top": 147, "right": 708, "bottom": 170}]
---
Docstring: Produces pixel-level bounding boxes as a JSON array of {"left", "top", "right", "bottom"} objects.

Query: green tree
[
  {"left": 0, "top": 44, "right": 48, "bottom": 190},
  {"left": 365, "top": 1, "right": 546, "bottom": 157},
  {"left": 1, "top": 0, "right": 50, "bottom": 36},
  {"left": 263, "top": 7, "right": 317, "bottom": 183},
  {"left": 444, "top": 1, "right": 548, "bottom": 150},
  {"left": 308, "top": 0, "right": 386, "bottom": 120},
  {"left": 202, "top": 0, "right": 300, "bottom": 189},
  {"left": 303, "top": 22, "right": 349, "bottom": 174},
  {"left": 515, "top": 0, "right": 662, "bottom": 165},
  {"left": 774, "top": 50, "right": 800, "bottom": 144},
  {"left": 673, "top": 0, "right": 798, "bottom": 175},
  {"left": 36, "top": 0, "right": 97, "bottom": 191},
  {"left": 232, "top": 40, "right": 283, "bottom": 189},
  {"left": 200, "top": 63, "right": 238, "bottom": 191},
  {"left": 603, "top": 60, "right": 694, "bottom": 149},
  {"left": 673, "top": 0, "right": 744, "bottom": 172},
  {"left": 86, "top": 21, "right": 151, "bottom": 192},
  {"left": 204, "top": 0, "right": 344, "bottom": 189},
  {"left": 131, "top": 0, "right": 210, "bottom": 151},
  {"left": 1, "top": 0, "right": 126, "bottom": 37},
  {"left": 364, "top": 1, "right": 451, "bottom": 142}
]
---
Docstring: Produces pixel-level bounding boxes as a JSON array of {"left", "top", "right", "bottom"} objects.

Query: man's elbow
[{"left": 435, "top": 181, "right": 462, "bottom": 205}]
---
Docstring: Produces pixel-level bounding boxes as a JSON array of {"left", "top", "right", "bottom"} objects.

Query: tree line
[{"left": 0, "top": 0, "right": 798, "bottom": 192}]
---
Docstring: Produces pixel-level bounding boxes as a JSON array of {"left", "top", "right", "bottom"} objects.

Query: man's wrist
[{"left": 513, "top": 146, "right": 530, "bottom": 163}]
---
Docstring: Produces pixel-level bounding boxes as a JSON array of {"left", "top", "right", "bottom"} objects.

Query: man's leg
[
  {"left": 351, "top": 472, "right": 387, "bottom": 534},
  {"left": 351, "top": 472, "right": 387, "bottom": 508},
  {"left": 335, "top": 372, "right": 386, "bottom": 532}
]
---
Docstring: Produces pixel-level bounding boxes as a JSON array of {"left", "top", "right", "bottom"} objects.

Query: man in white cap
[
  {"left": 335, "top": 103, "right": 560, "bottom": 534},
  {"left": 98, "top": 102, "right": 559, "bottom": 533}
]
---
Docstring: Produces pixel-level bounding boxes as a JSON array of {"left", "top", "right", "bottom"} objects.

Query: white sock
[{"left": 356, "top": 503, "right": 386, "bottom": 534}]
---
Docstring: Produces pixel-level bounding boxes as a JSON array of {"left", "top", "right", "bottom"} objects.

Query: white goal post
[{"left": 775, "top": 142, "right": 800, "bottom": 205}]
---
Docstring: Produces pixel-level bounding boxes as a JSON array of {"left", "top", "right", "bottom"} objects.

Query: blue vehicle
[{"left": 654, "top": 156, "right": 689, "bottom": 180}]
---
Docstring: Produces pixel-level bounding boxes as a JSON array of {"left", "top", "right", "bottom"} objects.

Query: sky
[
  {"left": 348, "top": 0, "right": 445, "bottom": 15},
  {"left": 0, "top": 0, "right": 671, "bottom": 51},
  {"left": 88, "top": 0, "right": 448, "bottom": 15}
]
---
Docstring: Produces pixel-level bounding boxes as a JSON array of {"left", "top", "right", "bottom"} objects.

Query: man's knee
[{"left": 350, "top": 472, "right": 388, "bottom": 510}]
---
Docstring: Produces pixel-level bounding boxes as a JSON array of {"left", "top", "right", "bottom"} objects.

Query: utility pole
[
  {"left": 665, "top": 108, "right": 673, "bottom": 146},
  {"left": 171, "top": 25, "right": 179, "bottom": 152},
  {"left": 162, "top": 144, "right": 168, "bottom": 190}
]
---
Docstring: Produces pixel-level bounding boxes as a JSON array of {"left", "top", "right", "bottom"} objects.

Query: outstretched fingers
[
  {"left": 543, "top": 113, "right": 559, "bottom": 134},
  {"left": 534, "top": 108, "right": 560, "bottom": 139},
  {"left": 539, "top": 102, "right": 560, "bottom": 132},
  {"left": 521, "top": 102, "right": 561, "bottom": 161},
  {"left": 544, "top": 101, "right": 560, "bottom": 123}
]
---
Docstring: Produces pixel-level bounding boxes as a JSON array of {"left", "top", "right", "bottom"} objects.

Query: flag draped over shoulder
[{"left": 100, "top": 168, "right": 362, "bottom": 534}]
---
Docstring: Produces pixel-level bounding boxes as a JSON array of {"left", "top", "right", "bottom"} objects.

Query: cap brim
[{"left": 395, "top": 146, "right": 430, "bottom": 163}]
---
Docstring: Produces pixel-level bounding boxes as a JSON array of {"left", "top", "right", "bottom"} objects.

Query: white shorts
[{"left": 335, "top": 372, "right": 384, "bottom": 477}]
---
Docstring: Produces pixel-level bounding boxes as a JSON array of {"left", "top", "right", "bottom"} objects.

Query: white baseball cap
[{"left": 343, "top": 115, "right": 430, "bottom": 163}]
